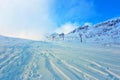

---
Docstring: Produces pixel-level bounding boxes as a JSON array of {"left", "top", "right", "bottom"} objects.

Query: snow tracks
[{"left": 0, "top": 40, "right": 120, "bottom": 80}]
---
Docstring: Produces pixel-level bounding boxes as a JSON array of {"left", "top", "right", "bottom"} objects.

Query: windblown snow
[{"left": 0, "top": 35, "right": 120, "bottom": 80}]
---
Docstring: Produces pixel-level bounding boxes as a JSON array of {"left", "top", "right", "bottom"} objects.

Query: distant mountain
[{"left": 48, "top": 17, "right": 120, "bottom": 43}]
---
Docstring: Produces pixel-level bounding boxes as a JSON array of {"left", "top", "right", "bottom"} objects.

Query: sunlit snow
[{"left": 0, "top": 36, "right": 120, "bottom": 80}]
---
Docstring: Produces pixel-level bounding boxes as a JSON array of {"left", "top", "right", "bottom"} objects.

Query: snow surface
[{"left": 0, "top": 36, "right": 120, "bottom": 80}]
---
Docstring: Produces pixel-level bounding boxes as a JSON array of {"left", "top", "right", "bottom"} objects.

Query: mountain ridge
[{"left": 48, "top": 17, "right": 120, "bottom": 43}]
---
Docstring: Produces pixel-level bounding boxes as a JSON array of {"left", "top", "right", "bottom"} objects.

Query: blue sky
[
  {"left": 0, "top": 0, "right": 119, "bottom": 40},
  {"left": 51, "top": 0, "right": 120, "bottom": 25}
]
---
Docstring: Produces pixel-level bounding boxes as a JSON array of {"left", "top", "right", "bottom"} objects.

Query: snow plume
[{"left": 55, "top": 23, "right": 78, "bottom": 34}]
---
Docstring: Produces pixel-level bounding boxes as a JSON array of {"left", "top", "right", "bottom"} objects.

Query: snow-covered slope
[
  {"left": 49, "top": 17, "right": 120, "bottom": 43},
  {"left": 0, "top": 17, "right": 120, "bottom": 80},
  {"left": 0, "top": 35, "right": 120, "bottom": 80}
]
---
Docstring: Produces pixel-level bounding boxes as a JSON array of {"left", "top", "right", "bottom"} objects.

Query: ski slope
[{"left": 0, "top": 36, "right": 120, "bottom": 80}]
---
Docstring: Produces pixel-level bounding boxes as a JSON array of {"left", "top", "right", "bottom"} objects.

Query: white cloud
[
  {"left": 84, "top": 22, "right": 93, "bottom": 26},
  {"left": 55, "top": 23, "right": 78, "bottom": 34},
  {"left": 52, "top": 0, "right": 96, "bottom": 23},
  {"left": 0, "top": 0, "right": 96, "bottom": 40},
  {"left": 0, "top": 0, "right": 56, "bottom": 40}
]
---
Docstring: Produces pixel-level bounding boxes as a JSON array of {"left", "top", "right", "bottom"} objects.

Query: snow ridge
[{"left": 48, "top": 17, "right": 120, "bottom": 43}]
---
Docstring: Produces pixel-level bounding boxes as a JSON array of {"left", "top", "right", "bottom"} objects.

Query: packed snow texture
[{"left": 0, "top": 35, "right": 120, "bottom": 80}]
